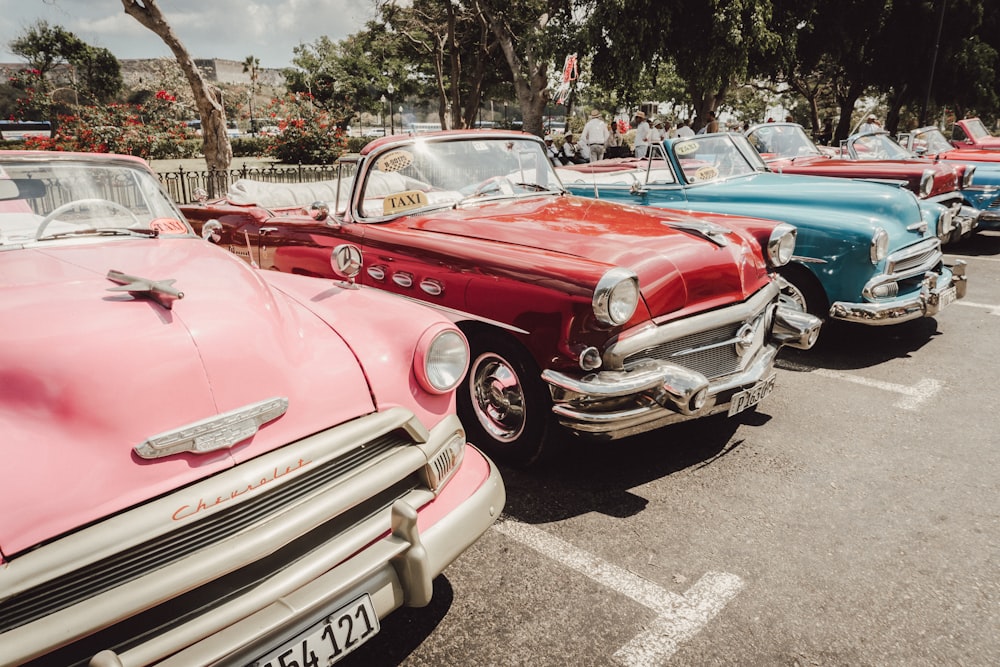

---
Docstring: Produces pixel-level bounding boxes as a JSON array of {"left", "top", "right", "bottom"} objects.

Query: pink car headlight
[{"left": 414, "top": 325, "right": 469, "bottom": 394}]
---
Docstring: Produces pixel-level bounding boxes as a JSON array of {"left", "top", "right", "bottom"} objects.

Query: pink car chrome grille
[{"left": 0, "top": 432, "right": 412, "bottom": 635}]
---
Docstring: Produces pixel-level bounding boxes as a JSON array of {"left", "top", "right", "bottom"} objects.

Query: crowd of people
[{"left": 544, "top": 109, "right": 867, "bottom": 165}]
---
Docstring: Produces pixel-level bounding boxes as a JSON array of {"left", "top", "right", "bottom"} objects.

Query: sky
[{"left": 0, "top": 0, "right": 372, "bottom": 70}]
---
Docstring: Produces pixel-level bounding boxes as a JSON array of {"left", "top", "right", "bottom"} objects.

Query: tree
[
  {"left": 585, "top": 0, "right": 781, "bottom": 131},
  {"left": 472, "top": 0, "right": 577, "bottom": 137},
  {"left": 382, "top": 0, "right": 500, "bottom": 130},
  {"left": 8, "top": 21, "right": 84, "bottom": 88},
  {"left": 121, "top": 0, "right": 232, "bottom": 171},
  {"left": 74, "top": 46, "right": 124, "bottom": 104},
  {"left": 243, "top": 55, "right": 260, "bottom": 133},
  {"left": 8, "top": 20, "right": 122, "bottom": 112},
  {"left": 282, "top": 32, "right": 387, "bottom": 129}
]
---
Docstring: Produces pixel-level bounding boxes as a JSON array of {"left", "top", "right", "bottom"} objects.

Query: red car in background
[
  {"left": 745, "top": 122, "right": 979, "bottom": 241},
  {"left": 0, "top": 151, "right": 504, "bottom": 666},
  {"left": 948, "top": 117, "right": 1000, "bottom": 151},
  {"left": 180, "top": 130, "right": 821, "bottom": 467}
]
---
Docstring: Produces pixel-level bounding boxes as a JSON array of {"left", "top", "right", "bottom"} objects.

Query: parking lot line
[
  {"left": 777, "top": 362, "right": 941, "bottom": 410},
  {"left": 955, "top": 300, "right": 1000, "bottom": 315},
  {"left": 493, "top": 518, "right": 743, "bottom": 665}
]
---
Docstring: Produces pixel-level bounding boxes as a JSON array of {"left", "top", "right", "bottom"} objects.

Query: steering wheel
[
  {"left": 470, "top": 175, "right": 515, "bottom": 197},
  {"left": 36, "top": 198, "right": 140, "bottom": 239}
]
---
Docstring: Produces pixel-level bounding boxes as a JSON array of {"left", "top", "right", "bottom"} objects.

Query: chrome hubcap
[{"left": 470, "top": 353, "right": 526, "bottom": 443}]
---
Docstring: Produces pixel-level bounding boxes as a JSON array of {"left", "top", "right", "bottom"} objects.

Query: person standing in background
[
  {"left": 634, "top": 110, "right": 651, "bottom": 158},
  {"left": 580, "top": 109, "right": 610, "bottom": 162},
  {"left": 858, "top": 114, "right": 881, "bottom": 134},
  {"left": 705, "top": 110, "right": 720, "bottom": 134}
]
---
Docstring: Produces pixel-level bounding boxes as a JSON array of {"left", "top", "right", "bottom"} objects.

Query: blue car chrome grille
[{"left": 886, "top": 239, "right": 941, "bottom": 276}]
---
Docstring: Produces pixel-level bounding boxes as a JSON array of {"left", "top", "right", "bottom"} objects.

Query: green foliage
[
  {"left": 8, "top": 21, "right": 85, "bottom": 79},
  {"left": 231, "top": 135, "right": 273, "bottom": 157},
  {"left": 266, "top": 93, "right": 347, "bottom": 164},
  {"left": 73, "top": 46, "right": 124, "bottom": 104}
]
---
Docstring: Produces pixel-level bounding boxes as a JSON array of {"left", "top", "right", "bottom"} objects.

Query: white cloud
[{"left": 0, "top": 0, "right": 371, "bottom": 69}]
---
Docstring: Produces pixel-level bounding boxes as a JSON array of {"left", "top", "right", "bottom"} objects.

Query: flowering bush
[
  {"left": 7, "top": 68, "right": 46, "bottom": 120},
  {"left": 22, "top": 90, "right": 198, "bottom": 159},
  {"left": 266, "top": 93, "right": 347, "bottom": 164}
]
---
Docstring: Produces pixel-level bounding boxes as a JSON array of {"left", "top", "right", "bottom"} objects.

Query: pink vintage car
[{"left": 0, "top": 151, "right": 504, "bottom": 666}]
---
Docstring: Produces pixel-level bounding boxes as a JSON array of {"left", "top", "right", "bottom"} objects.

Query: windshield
[
  {"left": 671, "top": 133, "right": 765, "bottom": 184},
  {"left": 850, "top": 133, "right": 913, "bottom": 160},
  {"left": 0, "top": 158, "right": 189, "bottom": 245},
  {"left": 911, "top": 128, "right": 953, "bottom": 154},
  {"left": 965, "top": 118, "right": 991, "bottom": 140},
  {"left": 745, "top": 124, "right": 823, "bottom": 159},
  {"left": 355, "top": 136, "right": 561, "bottom": 219}
]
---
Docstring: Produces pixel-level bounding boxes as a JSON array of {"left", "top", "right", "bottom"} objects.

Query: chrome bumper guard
[
  {"left": 829, "top": 260, "right": 967, "bottom": 325},
  {"left": 540, "top": 284, "right": 821, "bottom": 440},
  {"left": 953, "top": 204, "right": 981, "bottom": 236}
]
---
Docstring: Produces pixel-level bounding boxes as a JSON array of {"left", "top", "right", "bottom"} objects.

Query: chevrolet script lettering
[{"left": 172, "top": 458, "right": 312, "bottom": 521}]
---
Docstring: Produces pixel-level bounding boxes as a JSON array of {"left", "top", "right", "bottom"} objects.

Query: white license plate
[
  {"left": 938, "top": 286, "right": 958, "bottom": 310},
  {"left": 251, "top": 594, "right": 379, "bottom": 667},
  {"left": 728, "top": 374, "right": 776, "bottom": 416}
]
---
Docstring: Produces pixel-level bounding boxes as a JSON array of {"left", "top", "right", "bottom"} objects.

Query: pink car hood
[
  {"left": 0, "top": 238, "right": 374, "bottom": 556},
  {"left": 404, "top": 195, "right": 771, "bottom": 315}
]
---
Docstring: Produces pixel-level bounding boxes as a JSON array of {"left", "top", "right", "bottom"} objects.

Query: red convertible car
[
  {"left": 745, "top": 122, "right": 980, "bottom": 241},
  {"left": 949, "top": 117, "right": 1000, "bottom": 151},
  {"left": 0, "top": 151, "right": 505, "bottom": 666},
  {"left": 180, "top": 130, "right": 822, "bottom": 466}
]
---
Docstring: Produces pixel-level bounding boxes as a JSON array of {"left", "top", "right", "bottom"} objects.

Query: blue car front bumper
[{"left": 829, "top": 260, "right": 967, "bottom": 325}]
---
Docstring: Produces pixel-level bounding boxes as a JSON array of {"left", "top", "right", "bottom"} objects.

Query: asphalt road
[{"left": 340, "top": 232, "right": 1000, "bottom": 667}]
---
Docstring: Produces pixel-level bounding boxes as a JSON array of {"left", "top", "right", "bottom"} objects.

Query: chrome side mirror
[
  {"left": 310, "top": 200, "right": 330, "bottom": 221},
  {"left": 201, "top": 219, "right": 222, "bottom": 243}
]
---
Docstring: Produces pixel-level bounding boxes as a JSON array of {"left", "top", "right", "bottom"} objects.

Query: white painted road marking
[
  {"left": 946, "top": 254, "right": 1000, "bottom": 264},
  {"left": 778, "top": 361, "right": 941, "bottom": 410},
  {"left": 492, "top": 518, "right": 743, "bottom": 665},
  {"left": 956, "top": 300, "right": 1000, "bottom": 316}
]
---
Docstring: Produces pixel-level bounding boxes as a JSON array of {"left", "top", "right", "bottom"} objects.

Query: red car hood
[
  {"left": 405, "top": 195, "right": 771, "bottom": 317},
  {"left": 0, "top": 238, "right": 374, "bottom": 556},
  {"left": 768, "top": 155, "right": 959, "bottom": 197}
]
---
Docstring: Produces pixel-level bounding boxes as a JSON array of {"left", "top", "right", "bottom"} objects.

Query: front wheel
[
  {"left": 457, "top": 332, "right": 553, "bottom": 467},
  {"left": 776, "top": 264, "right": 828, "bottom": 319}
]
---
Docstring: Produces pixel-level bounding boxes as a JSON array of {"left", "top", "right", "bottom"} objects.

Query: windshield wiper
[
  {"left": 512, "top": 182, "right": 555, "bottom": 192},
  {"left": 35, "top": 227, "right": 160, "bottom": 242}
]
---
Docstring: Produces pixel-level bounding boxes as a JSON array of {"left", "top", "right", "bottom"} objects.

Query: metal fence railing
[{"left": 155, "top": 164, "right": 338, "bottom": 204}]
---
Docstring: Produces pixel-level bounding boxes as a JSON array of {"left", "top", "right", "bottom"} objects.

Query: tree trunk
[
  {"left": 475, "top": 0, "right": 550, "bottom": 137},
  {"left": 121, "top": 0, "right": 232, "bottom": 172},
  {"left": 834, "top": 81, "right": 865, "bottom": 144}
]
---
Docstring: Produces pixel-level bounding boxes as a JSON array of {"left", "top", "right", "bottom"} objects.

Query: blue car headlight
[
  {"left": 766, "top": 223, "right": 797, "bottom": 267},
  {"left": 870, "top": 228, "right": 889, "bottom": 264}
]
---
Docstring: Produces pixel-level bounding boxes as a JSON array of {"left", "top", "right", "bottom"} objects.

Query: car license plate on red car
[
  {"left": 728, "top": 374, "right": 776, "bottom": 416},
  {"left": 251, "top": 594, "right": 379, "bottom": 667}
]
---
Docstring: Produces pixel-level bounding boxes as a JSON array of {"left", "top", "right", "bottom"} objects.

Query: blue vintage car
[{"left": 557, "top": 132, "right": 967, "bottom": 325}]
